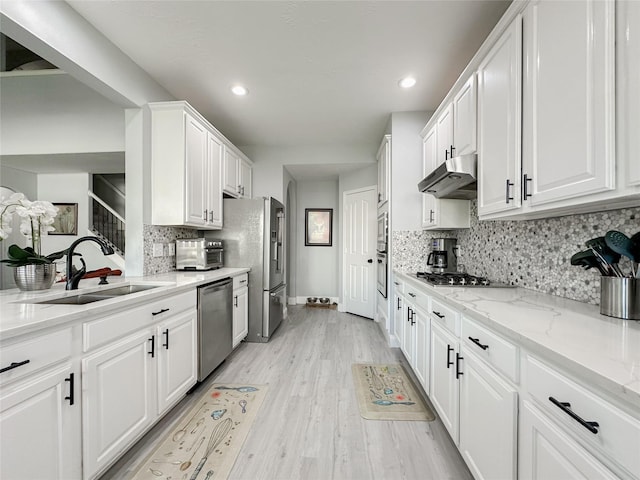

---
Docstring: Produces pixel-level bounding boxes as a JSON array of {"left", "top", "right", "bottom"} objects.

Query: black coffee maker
[{"left": 427, "top": 238, "right": 457, "bottom": 273}]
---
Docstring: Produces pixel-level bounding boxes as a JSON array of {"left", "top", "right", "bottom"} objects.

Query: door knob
[{"left": 367, "top": 259, "right": 373, "bottom": 263}]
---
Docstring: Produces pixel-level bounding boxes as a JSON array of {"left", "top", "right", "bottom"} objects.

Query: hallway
[{"left": 103, "top": 306, "right": 472, "bottom": 480}]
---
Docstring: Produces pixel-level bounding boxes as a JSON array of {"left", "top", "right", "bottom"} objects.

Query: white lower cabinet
[
  {"left": 156, "top": 310, "right": 198, "bottom": 415},
  {"left": 82, "top": 292, "right": 198, "bottom": 479},
  {"left": 232, "top": 274, "right": 249, "bottom": 348},
  {"left": 519, "top": 401, "right": 618, "bottom": 480},
  {"left": 82, "top": 329, "right": 157, "bottom": 479},
  {"left": 459, "top": 348, "right": 518, "bottom": 480},
  {"left": 0, "top": 362, "right": 81, "bottom": 480},
  {"left": 430, "top": 320, "right": 460, "bottom": 443},
  {"left": 411, "top": 304, "right": 429, "bottom": 393}
]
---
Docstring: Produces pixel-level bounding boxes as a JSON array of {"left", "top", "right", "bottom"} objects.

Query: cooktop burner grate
[{"left": 415, "top": 272, "right": 514, "bottom": 287}]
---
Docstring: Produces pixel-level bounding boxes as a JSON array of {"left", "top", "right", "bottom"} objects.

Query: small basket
[{"left": 600, "top": 277, "right": 640, "bottom": 320}]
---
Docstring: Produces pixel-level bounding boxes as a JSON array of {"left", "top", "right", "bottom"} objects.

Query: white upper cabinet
[
  {"left": 619, "top": 0, "right": 640, "bottom": 188},
  {"left": 149, "top": 102, "right": 227, "bottom": 229},
  {"left": 223, "top": 148, "right": 253, "bottom": 198},
  {"left": 435, "top": 104, "right": 454, "bottom": 164},
  {"left": 521, "top": 0, "right": 615, "bottom": 207},
  {"left": 477, "top": 15, "right": 523, "bottom": 217},
  {"left": 452, "top": 75, "right": 477, "bottom": 157}
]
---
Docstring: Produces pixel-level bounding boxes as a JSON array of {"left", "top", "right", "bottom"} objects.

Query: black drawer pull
[
  {"left": 468, "top": 336, "right": 489, "bottom": 350},
  {"left": 65, "top": 373, "right": 75, "bottom": 406},
  {"left": 148, "top": 335, "right": 155, "bottom": 358},
  {"left": 446, "top": 345, "right": 454, "bottom": 368},
  {"left": 456, "top": 353, "right": 464, "bottom": 379},
  {"left": 433, "top": 311, "right": 445, "bottom": 319},
  {"left": 162, "top": 329, "right": 169, "bottom": 349},
  {"left": 0, "top": 359, "right": 30, "bottom": 374},
  {"left": 549, "top": 396, "right": 599, "bottom": 434},
  {"left": 152, "top": 308, "right": 170, "bottom": 316},
  {"left": 408, "top": 292, "right": 416, "bottom": 298}
]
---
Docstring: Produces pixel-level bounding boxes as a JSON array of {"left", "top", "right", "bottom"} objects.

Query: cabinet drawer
[
  {"left": 405, "top": 287, "right": 430, "bottom": 313},
  {"left": 430, "top": 298, "right": 460, "bottom": 336},
  {"left": 83, "top": 290, "right": 196, "bottom": 352},
  {"left": 526, "top": 355, "right": 640, "bottom": 477},
  {"left": 462, "top": 316, "right": 519, "bottom": 383},
  {"left": 0, "top": 328, "right": 72, "bottom": 385},
  {"left": 233, "top": 273, "right": 248, "bottom": 290}
]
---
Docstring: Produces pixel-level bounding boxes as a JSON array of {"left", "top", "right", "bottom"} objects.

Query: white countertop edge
[
  {"left": 0, "top": 267, "right": 250, "bottom": 341},
  {"left": 394, "top": 271, "right": 640, "bottom": 410}
]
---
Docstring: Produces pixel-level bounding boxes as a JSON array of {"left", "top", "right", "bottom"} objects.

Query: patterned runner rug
[
  {"left": 132, "top": 384, "right": 267, "bottom": 480},
  {"left": 352, "top": 364, "right": 435, "bottom": 421}
]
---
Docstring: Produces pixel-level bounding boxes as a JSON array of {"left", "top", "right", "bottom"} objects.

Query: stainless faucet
[{"left": 65, "top": 236, "right": 115, "bottom": 290}]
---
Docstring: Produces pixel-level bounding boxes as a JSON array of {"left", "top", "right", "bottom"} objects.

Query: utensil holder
[{"left": 600, "top": 277, "right": 640, "bottom": 320}]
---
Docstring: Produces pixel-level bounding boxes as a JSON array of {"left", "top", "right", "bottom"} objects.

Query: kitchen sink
[{"left": 34, "top": 284, "right": 160, "bottom": 305}]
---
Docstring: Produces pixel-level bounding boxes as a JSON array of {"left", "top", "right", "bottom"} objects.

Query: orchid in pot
[{"left": 0, "top": 192, "right": 66, "bottom": 290}]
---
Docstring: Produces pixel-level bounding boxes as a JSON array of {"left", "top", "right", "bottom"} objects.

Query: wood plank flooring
[{"left": 101, "top": 306, "right": 472, "bottom": 480}]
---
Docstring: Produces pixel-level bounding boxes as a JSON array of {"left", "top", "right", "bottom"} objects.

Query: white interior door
[{"left": 343, "top": 186, "right": 377, "bottom": 318}]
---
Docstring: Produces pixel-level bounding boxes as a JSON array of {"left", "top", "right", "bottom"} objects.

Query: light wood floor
[{"left": 102, "top": 306, "right": 473, "bottom": 480}]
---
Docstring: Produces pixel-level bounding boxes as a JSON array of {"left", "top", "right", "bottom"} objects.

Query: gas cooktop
[{"left": 415, "top": 272, "right": 515, "bottom": 288}]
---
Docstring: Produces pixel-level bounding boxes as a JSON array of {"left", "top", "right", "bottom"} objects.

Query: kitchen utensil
[
  {"left": 172, "top": 404, "right": 206, "bottom": 443},
  {"left": 605, "top": 230, "right": 638, "bottom": 276},
  {"left": 570, "top": 250, "right": 609, "bottom": 276},
  {"left": 630, "top": 232, "right": 640, "bottom": 278},
  {"left": 190, "top": 418, "right": 233, "bottom": 480},
  {"left": 585, "top": 237, "right": 623, "bottom": 277},
  {"left": 180, "top": 436, "right": 205, "bottom": 471}
]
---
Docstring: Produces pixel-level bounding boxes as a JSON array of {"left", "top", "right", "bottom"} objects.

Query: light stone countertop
[
  {"left": 395, "top": 271, "right": 640, "bottom": 410},
  {"left": 0, "top": 267, "right": 249, "bottom": 340}
]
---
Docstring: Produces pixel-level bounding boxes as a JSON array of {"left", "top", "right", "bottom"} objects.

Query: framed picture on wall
[
  {"left": 305, "top": 208, "right": 333, "bottom": 246},
  {"left": 49, "top": 203, "right": 78, "bottom": 235}
]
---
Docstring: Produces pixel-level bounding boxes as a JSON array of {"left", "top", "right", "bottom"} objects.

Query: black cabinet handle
[
  {"left": 162, "top": 329, "right": 169, "bottom": 349},
  {"left": 456, "top": 353, "right": 464, "bottom": 379},
  {"left": 378, "top": 259, "right": 382, "bottom": 264},
  {"left": 367, "top": 258, "right": 373, "bottom": 263},
  {"left": 523, "top": 173, "right": 533, "bottom": 199},
  {"left": 433, "top": 311, "right": 445, "bottom": 319},
  {"left": 65, "top": 373, "right": 75, "bottom": 406},
  {"left": 406, "top": 307, "right": 412, "bottom": 322},
  {"left": 549, "top": 397, "right": 599, "bottom": 434},
  {"left": 505, "top": 179, "right": 514, "bottom": 204},
  {"left": 148, "top": 335, "right": 155, "bottom": 358},
  {"left": 429, "top": 209, "right": 434, "bottom": 223},
  {"left": 152, "top": 308, "right": 170, "bottom": 316},
  {"left": 445, "top": 149, "right": 449, "bottom": 160},
  {"left": 408, "top": 292, "right": 416, "bottom": 298},
  {"left": 0, "top": 359, "right": 30, "bottom": 374},
  {"left": 410, "top": 310, "right": 416, "bottom": 326},
  {"left": 234, "top": 295, "right": 239, "bottom": 307},
  {"left": 468, "top": 336, "right": 489, "bottom": 351},
  {"left": 397, "top": 297, "right": 401, "bottom": 310},
  {"left": 449, "top": 145, "right": 456, "bottom": 158},
  {"left": 446, "top": 345, "right": 454, "bottom": 368}
]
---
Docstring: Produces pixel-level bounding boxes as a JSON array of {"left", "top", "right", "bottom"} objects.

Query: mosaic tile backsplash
[
  {"left": 143, "top": 225, "right": 196, "bottom": 275},
  {"left": 393, "top": 203, "right": 640, "bottom": 305}
]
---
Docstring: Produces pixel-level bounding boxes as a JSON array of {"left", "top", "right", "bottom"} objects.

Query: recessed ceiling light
[
  {"left": 231, "top": 85, "right": 248, "bottom": 96},
  {"left": 399, "top": 76, "right": 417, "bottom": 89}
]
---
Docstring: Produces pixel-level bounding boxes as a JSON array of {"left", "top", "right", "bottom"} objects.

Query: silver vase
[{"left": 13, "top": 264, "right": 57, "bottom": 291}]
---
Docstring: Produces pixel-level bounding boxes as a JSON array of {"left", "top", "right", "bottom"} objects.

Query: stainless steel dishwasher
[{"left": 197, "top": 278, "right": 233, "bottom": 381}]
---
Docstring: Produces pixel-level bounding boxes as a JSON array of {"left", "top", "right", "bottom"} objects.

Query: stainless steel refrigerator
[{"left": 206, "top": 197, "right": 285, "bottom": 343}]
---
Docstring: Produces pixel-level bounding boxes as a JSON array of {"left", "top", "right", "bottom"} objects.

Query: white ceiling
[{"left": 66, "top": 0, "right": 511, "bottom": 153}]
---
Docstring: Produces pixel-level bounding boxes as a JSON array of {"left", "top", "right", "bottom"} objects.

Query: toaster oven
[{"left": 176, "top": 238, "right": 223, "bottom": 270}]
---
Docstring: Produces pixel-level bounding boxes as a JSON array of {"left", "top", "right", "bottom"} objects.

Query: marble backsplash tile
[
  {"left": 143, "top": 225, "right": 196, "bottom": 275},
  {"left": 393, "top": 203, "right": 640, "bottom": 305}
]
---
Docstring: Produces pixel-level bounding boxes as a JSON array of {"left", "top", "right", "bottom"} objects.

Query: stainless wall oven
[{"left": 377, "top": 252, "right": 387, "bottom": 298}]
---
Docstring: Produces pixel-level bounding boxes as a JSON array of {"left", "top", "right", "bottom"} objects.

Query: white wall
[
  {"left": 0, "top": 74, "right": 126, "bottom": 155},
  {"left": 38, "top": 173, "right": 121, "bottom": 278},
  {"left": 296, "top": 178, "right": 339, "bottom": 298},
  {"left": 390, "top": 111, "right": 431, "bottom": 231}
]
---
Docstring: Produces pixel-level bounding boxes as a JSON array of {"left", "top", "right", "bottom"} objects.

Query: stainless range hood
[{"left": 418, "top": 154, "right": 477, "bottom": 200}]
